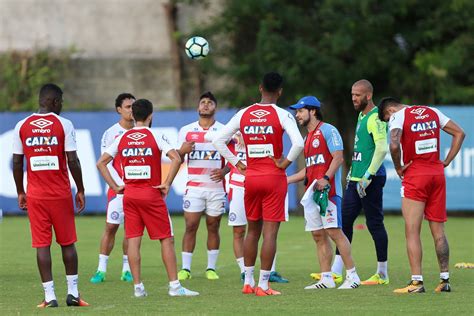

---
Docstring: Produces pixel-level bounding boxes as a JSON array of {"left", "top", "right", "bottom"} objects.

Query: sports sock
[
  {"left": 42, "top": 280, "right": 56, "bottom": 302},
  {"left": 182, "top": 252, "right": 193, "bottom": 271},
  {"left": 331, "top": 255, "right": 344, "bottom": 275},
  {"left": 321, "top": 272, "right": 336, "bottom": 287},
  {"left": 207, "top": 249, "right": 219, "bottom": 270},
  {"left": 271, "top": 253, "right": 277, "bottom": 272},
  {"left": 169, "top": 280, "right": 181, "bottom": 290},
  {"left": 257, "top": 270, "right": 271, "bottom": 291},
  {"left": 377, "top": 261, "right": 388, "bottom": 279},
  {"left": 66, "top": 275, "right": 79, "bottom": 297},
  {"left": 346, "top": 267, "right": 360, "bottom": 282},
  {"left": 440, "top": 272, "right": 449, "bottom": 280},
  {"left": 122, "top": 255, "right": 130, "bottom": 272},
  {"left": 97, "top": 254, "right": 109, "bottom": 272},
  {"left": 236, "top": 257, "right": 245, "bottom": 273},
  {"left": 411, "top": 275, "right": 423, "bottom": 282},
  {"left": 134, "top": 282, "right": 145, "bottom": 292},
  {"left": 244, "top": 266, "right": 255, "bottom": 287}
]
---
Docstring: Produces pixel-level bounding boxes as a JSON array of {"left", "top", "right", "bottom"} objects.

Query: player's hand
[
  {"left": 113, "top": 185, "right": 125, "bottom": 194},
  {"left": 356, "top": 172, "right": 373, "bottom": 198},
  {"left": 395, "top": 161, "right": 412, "bottom": 179},
  {"left": 75, "top": 191, "right": 86, "bottom": 214},
  {"left": 18, "top": 192, "right": 27, "bottom": 211},
  {"left": 270, "top": 156, "right": 290, "bottom": 170},
  {"left": 442, "top": 160, "right": 450, "bottom": 168},
  {"left": 315, "top": 178, "right": 330, "bottom": 191},
  {"left": 154, "top": 183, "right": 170, "bottom": 198},
  {"left": 180, "top": 141, "right": 195, "bottom": 155},
  {"left": 210, "top": 168, "right": 225, "bottom": 182},
  {"left": 236, "top": 161, "right": 246, "bottom": 176}
]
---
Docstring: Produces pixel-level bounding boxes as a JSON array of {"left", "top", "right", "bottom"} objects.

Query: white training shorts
[
  {"left": 228, "top": 186, "right": 247, "bottom": 226},
  {"left": 303, "top": 196, "right": 342, "bottom": 231},
  {"left": 106, "top": 194, "right": 124, "bottom": 225},
  {"left": 183, "top": 189, "right": 226, "bottom": 217}
]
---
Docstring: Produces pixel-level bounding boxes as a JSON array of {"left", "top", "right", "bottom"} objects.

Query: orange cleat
[
  {"left": 255, "top": 287, "right": 281, "bottom": 296},
  {"left": 37, "top": 300, "right": 58, "bottom": 308},
  {"left": 242, "top": 284, "right": 255, "bottom": 294},
  {"left": 66, "top": 294, "right": 90, "bottom": 306}
]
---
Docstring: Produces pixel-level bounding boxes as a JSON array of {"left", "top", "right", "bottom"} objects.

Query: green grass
[{"left": 1, "top": 215, "right": 473, "bottom": 315}]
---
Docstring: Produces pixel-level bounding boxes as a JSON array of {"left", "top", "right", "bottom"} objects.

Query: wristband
[{"left": 323, "top": 175, "right": 330, "bottom": 181}]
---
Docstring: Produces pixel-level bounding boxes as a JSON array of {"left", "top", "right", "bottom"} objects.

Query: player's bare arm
[
  {"left": 154, "top": 149, "right": 182, "bottom": 198},
  {"left": 270, "top": 155, "right": 292, "bottom": 170},
  {"left": 287, "top": 168, "right": 305, "bottom": 184},
  {"left": 67, "top": 151, "right": 86, "bottom": 213},
  {"left": 316, "top": 150, "right": 344, "bottom": 191},
  {"left": 97, "top": 153, "right": 124, "bottom": 194},
  {"left": 441, "top": 120, "right": 465, "bottom": 167},
  {"left": 177, "top": 141, "right": 195, "bottom": 160},
  {"left": 12, "top": 154, "right": 27, "bottom": 210},
  {"left": 210, "top": 165, "right": 230, "bottom": 182},
  {"left": 389, "top": 128, "right": 411, "bottom": 179}
]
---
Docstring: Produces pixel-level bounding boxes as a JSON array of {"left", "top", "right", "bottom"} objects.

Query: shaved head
[
  {"left": 352, "top": 79, "right": 373, "bottom": 93},
  {"left": 351, "top": 79, "right": 374, "bottom": 112}
]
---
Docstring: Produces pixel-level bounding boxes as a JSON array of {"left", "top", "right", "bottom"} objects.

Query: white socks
[
  {"left": 271, "top": 254, "right": 277, "bottom": 272},
  {"left": 66, "top": 275, "right": 79, "bottom": 297},
  {"left": 440, "top": 272, "right": 449, "bottom": 280},
  {"left": 207, "top": 249, "right": 219, "bottom": 270},
  {"left": 122, "top": 255, "right": 130, "bottom": 272},
  {"left": 321, "top": 272, "right": 336, "bottom": 287},
  {"left": 169, "top": 279, "right": 181, "bottom": 290},
  {"left": 244, "top": 266, "right": 255, "bottom": 287},
  {"left": 412, "top": 275, "right": 423, "bottom": 282},
  {"left": 346, "top": 267, "right": 360, "bottom": 282},
  {"left": 134, "top": 282, "right": 145, "bottom": 292},
  {"left": 331, "top": 255, "right": 344, "bottom": 275},
  {"left": 182, "top": 252, "right": 193, "bottom": 271},
  {"left": 42, "top": 280, "right": 56, "bottom": 302},
  {"left": 236, "top": 257, "right": 245, "bottom": 273},
  {"left": 98, "top": 254, "right": 109, "bottom": 272},
  {"left": 377, "top": 261, "right": 388, "bottom": 279},
  {"left": 257, "top": 270, "right": 271, "bottom": 291}
]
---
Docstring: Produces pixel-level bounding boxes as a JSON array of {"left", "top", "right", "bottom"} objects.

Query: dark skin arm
[
  {"left": 177, "top": 141, "right": 195, "bottom": 161},
  {"left": 97, "top": 153, "right": 124, "bottom": 194},
  {"left": 66, "top": 151, "right": 86, "bottom": 213},
  {"left": 210, "top": 165, "right": 231, "bottom": 182},
  {"left": 389, "top": 128, "right": 411, "bottom": 179},
  {"left": 12, "top": 154, "right": 27, "bottom": 210},
  {"left": 441, "top": 120, "right": 465, "bottom": 167}
]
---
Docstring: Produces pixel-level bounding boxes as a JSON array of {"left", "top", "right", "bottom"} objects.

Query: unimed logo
[
  {"left": 250, "top": 109, "right": 270, "bottom": 119},
  {"left": 126, "top": 132, "right": 147, "bottom": 141},
  {"left": 30, "top": 118, "right": 53, "bottom": 129}
]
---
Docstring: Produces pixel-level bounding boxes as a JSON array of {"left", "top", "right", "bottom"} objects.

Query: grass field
[{"left": 1, "top": 214, "right": 473, "bottom": 315}]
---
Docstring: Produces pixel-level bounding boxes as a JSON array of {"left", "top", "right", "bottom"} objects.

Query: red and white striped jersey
[
  {"left": 101, "top": 122, "right": 127, "bottom": 186},
  {"left": 12, "top": 112, "right": 77, "bottom": 199},
  {"left": 227, "top": 133, "right": 246, "bottom": 188},
  {"left": 178, "top": 121, "right": 225, "bottom": 191}
]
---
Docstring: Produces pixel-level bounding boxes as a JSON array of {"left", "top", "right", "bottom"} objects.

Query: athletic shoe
[
  {"left": 66, "top": 294, "right": 90, "bottom": 306},
  {"left": 361, "top": 273, "right": 389, "bottom": 285},
  {"left": 269, "top": 271, "right": 289, "bottom": 283},
  {"left": 121, "top": 270, "right": 133, "bottom": 282},
  {"left": 90, "top": 271, "right": 106, "bottom": 283},
  {"left": 37, "top": 300, "right": 58, "bottom": 308},
  {"left": 168, "top": 286, "right": 199, "bottom": 297},
  {"left": 434, "top": 279, "right": 451, "bottom": 292},
  {"left": 242, "top": 284, "right": 255, "bottom": 294},
  {"left": 337, "top": 277, "right": 361, "bottom": 289},
  {"left": 134, "top": 287, "right": 148, "bottom": 298},
  {"left": 304, "top": 280, "right": 336, "bottom": 290},
  {"left": 178, "top": 269, "right": 192, "bottom": 281},
  {"left": 205, "top": 269, "right": 219, "bottom": 280},
  {"left": 240, "top": 272, "right": 245, "bottom": 283},
  {"left": 255, "top": 287, "right": 281, "bottom": 296},
  {"left": 393, "top": 280, "right": 425, "bottom": 293},
  {"left": 310, "top": 272, "right": 343, "bottom": 284}
]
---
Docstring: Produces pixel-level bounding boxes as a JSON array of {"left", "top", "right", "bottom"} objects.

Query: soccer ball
[{"left": 185, "top": 36, "right": 210, "bottom": 60}]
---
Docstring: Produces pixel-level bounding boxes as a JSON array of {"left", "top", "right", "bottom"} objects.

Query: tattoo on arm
[{"left": 389, "top": 129, "right": 403, "bottom": 170}]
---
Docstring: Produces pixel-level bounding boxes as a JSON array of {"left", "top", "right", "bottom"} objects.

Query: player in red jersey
[
  {"left": 12, "top": 84, "right": 89, "bottom": 308},
  {"left": 97, "top": 99, "right": 198, "bottom": 297},
  {"left": 212, "top": 72, "right": 304, "bottom": 296},
  {"left": 378, "top": 97, "right": 465, "bottom": 294},
  {"left": 90, "top": 93, "right": 135, "bottom": 284}
]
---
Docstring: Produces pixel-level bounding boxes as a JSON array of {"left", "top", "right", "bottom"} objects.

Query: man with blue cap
[{"left": 287, "top": 96, "right": 361, "bottom": 290}]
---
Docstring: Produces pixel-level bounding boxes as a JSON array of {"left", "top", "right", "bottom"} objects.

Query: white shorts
[
  {"left": 303, "top": 196, "right": 342, "bottom": 232},
  {"left": 228, "top": 186, "right": 247, "bottom": 226},
  {"left": 106, "top": 194, "right": 124, "bottom": 225},
  {"left": 183, "top": 189, "right": 226, "bottom": 217}
]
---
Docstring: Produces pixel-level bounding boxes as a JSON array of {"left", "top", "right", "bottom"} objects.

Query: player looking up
[
  {"left": 96, "top": 99, "right": 199, "bottom": 297},
  {"left": 378, "top": 97, "right": 465, "bottom": 293},
  {"left": 212, "top": 72, "right": 304, "bottom": 296},
  {"left": 90, "top": 93, "right": 135, "bottom": 284},
  {"left": 12, "top": 83, "right": 89, "bottom": 307}
]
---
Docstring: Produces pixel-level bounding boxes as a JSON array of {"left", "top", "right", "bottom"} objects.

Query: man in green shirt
[{"left": 331, "top": 80, "right": 389, "bottom": 285}]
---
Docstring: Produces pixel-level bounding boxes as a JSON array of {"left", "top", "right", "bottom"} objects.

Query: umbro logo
[
  {"left": 250, "top": 109, "right": 270, "bottom": 119},
  {"left": 127, "top": 132, "right": 147, "bottom": 141},
  {"left": 30, "top": 118, "right": 53, "bottom": 129},
  {"left": 410, "top": 108, "right": 426, "bottom": 116}
]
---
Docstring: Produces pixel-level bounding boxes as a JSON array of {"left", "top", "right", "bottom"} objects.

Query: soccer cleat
[
  {"left": 178, "top": 269, "right": 192, "bottom": 281},
  {"left": 134, "top": 288, "right": 148, "bottom": 298},
  {"left": 435, "top": 279, "right": 451, "bottom": 293},
  {"left": 255, "top": 286, "right": 281, "bottom": 296},
  {"left": 168, "top": 286, "right": 199, "bottom": 297},
  {"left": 66, "top": 294, "right": 90, "bottom": 306},
  {"left": 361, "top": 273, "right": 390, "bottom": 285},
  {"left": 393, "top": 280, "right": 425, "bottom": 293},
  {"left": 240, "top": 272, "right": 245, "bottom": 283},
  {"left": 37, "top": 300, "right": 58, "bottom": 308},
  {"left": 90, "top": 271, "right": 106, "bottom": 283},
  {"left": 310, "top": 272, "right": 343, "bottom": 284},
  {"left": 304, "top": 280, "right": 336, "bottom": 290},
  {"left": 269, "top": 271, "right": 289, "bottom": 283},
  {"left": 338, "top": 277, "right": 361, "bottom": 289},
  {"left": 205, "top": 269, "right": 219, "bottom": 280},
  {"left": 121, "top": 270, "right": 133, "bottom": 282},
  {"left": 242, "top": 284, "right": 255, "bottom": 294}
]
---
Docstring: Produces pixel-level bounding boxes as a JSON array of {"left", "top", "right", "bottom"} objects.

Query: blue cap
[{"left": 289, "top": 96, "right": 321, "bottom": 109}]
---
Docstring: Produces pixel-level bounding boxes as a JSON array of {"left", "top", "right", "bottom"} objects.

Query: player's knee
[
  {"left": 105, "top": 223, "right": 119, "bottom": 235},
  {"left": 185, "top": 222, "right": 200, "bottom": 234},
  {"left": 233, "top": 227, "right": 245, "bottom": 239},
  {"left": 312, "top": 230, "right": 327, "bottom": 242}
]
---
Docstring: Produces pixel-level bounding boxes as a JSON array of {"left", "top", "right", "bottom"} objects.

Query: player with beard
[
  {"left": 328, "top": 80, "right": 390, "bottom": 286},
  {"left": 177, "top": 92, "right": 228, "bottom": 281}
]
